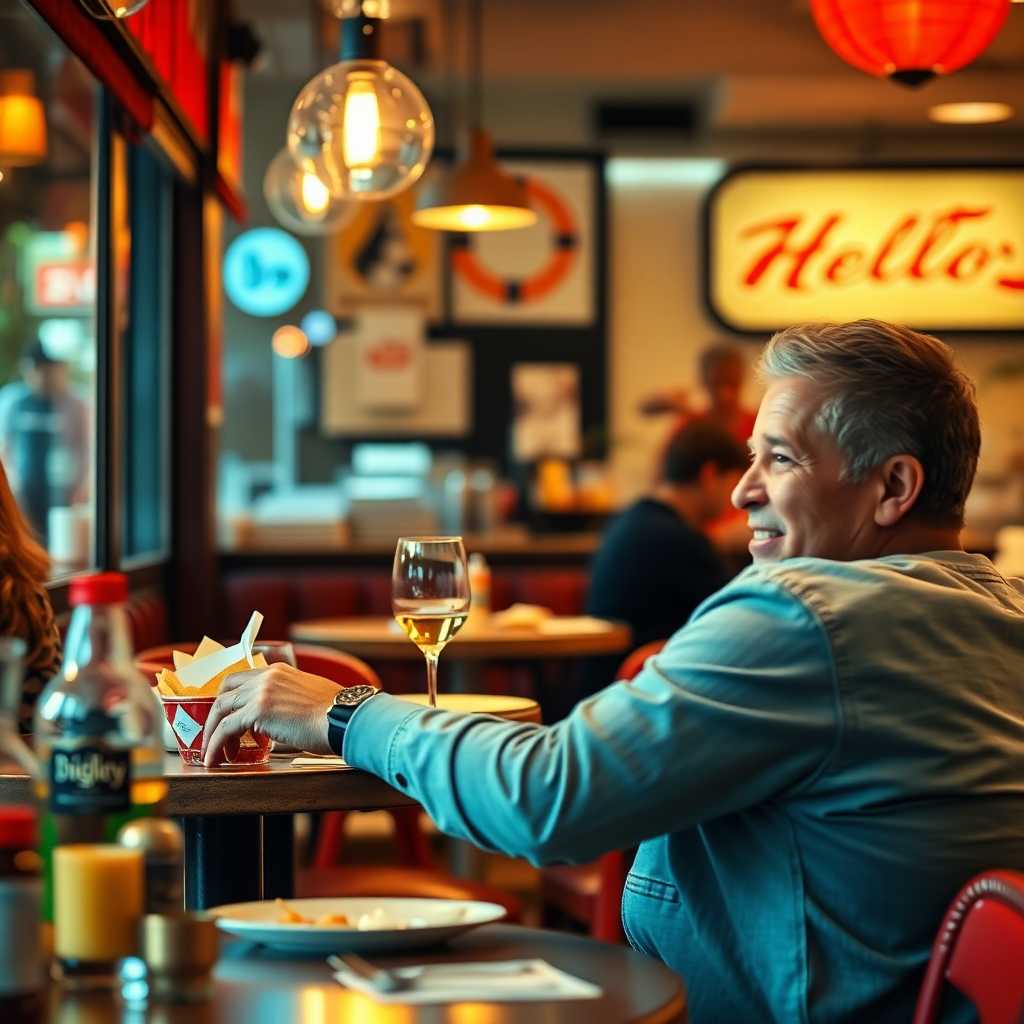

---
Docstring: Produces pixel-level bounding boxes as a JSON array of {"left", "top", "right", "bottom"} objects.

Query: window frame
[{"left": 45, "top": 91, "right": 196, "bottom": 616}]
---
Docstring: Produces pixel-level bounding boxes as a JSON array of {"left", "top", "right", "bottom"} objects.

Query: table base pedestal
[{"left": 182, "top": 814, "right": 295, "bottom": 910}]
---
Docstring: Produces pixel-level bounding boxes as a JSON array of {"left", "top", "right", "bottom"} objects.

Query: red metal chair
[
  {"left": 136, "top": 641, "right": 433, "bottom": 869},
  {"left": 540, "top": 639, "right": 669, "bottom": 943},
  {"left": 913, "top": 870, "right": 1024, "bottom": 1024}
]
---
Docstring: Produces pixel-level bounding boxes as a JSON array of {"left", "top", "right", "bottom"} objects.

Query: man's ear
[{"left": 874, "top": 454, "right": 925, "bottom": 527}]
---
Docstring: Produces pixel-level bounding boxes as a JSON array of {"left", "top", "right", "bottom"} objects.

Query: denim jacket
[{"left": 345, "top": 551, "right": 1024, "bottom": 1023}]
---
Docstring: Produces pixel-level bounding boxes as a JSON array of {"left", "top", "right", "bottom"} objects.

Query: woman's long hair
[{"left": 0, "top": 459, "right": 57, "bottom": 669}]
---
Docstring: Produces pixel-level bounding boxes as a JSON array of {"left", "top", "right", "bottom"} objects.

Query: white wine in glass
[{"left": 392, "top": 537, "right": 470, "bottom": 707}]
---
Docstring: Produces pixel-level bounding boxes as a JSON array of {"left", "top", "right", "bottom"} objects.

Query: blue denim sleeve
[{"left": 343, "top": 576, "right": 840, "bottom": 866}]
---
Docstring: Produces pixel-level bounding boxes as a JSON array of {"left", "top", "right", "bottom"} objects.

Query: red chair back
[
  {"left": 292, "top": 644, "right": 381, "bottom": 689},
  {"left": 617, "top": 639, "right": 668, "bottom": 681},
  {"left": 913, "top": 870, "right": 1024, "bottom": 1024},
  {"left": 575, "top": 639, "right": 670, "bottom": 943}
]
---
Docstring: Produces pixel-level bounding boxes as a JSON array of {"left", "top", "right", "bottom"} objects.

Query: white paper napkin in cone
[
  {"left": 174, "top": 611, "right": 264, "bottom": 690},
  {"left": 332, "top": 958, "right": 601, "bottom": 1004}
]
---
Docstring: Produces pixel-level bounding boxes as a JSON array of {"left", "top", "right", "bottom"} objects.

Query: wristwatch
[{"left": 326, "top": 684, "right": 379, "bottom": 755}]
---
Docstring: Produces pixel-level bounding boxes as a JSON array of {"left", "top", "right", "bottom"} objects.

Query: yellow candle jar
[{"left": 54, "top": 845, "right": 144, "bottom": 985}]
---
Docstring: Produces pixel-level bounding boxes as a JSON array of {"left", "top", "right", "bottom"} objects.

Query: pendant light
[
  {"left": 811, "top": 0, "right": 1011, "bottom": 86},
  {"left": 79, "top": 0, "right": 152, "bottom": 18},
  {"left": 287, "top": 2, "right": 434, "bottom": 201},
  {"left": 263, "top": 147, "right": 355, "bottom": 236},
  {"left": 412, "top": 0, "right": 536, "bottom": 232},
  {"left": 0, "top": 71, "right": 47, "bottom": 167}
]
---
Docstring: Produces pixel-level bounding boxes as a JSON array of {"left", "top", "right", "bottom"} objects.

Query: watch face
[{"left": 334, "top": 684, "right": 376, "bottom": 708}]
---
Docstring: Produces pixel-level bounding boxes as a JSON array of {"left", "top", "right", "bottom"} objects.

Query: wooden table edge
[
  {"left": 291, "top": 617, "right": 633, "bottom": 660},
  {"left": 0, "top": 764, "right": 414, "bottom": 817},
  {"left": 631, "top": 989, "right": 687, "bottom": 1024}
]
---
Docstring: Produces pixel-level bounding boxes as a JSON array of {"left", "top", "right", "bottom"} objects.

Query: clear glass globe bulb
[
  {"left": 287, "top": 58, "right": 434, "bottom": 201},
  {"left": 262, "top": 148, "right": 355, "bottom": 236}
]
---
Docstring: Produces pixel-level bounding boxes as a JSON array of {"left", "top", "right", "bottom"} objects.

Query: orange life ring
[{"left": 452, "top": 176, "right": 579, "bottom": 304}]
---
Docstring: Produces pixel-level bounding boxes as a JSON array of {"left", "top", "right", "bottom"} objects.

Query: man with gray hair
[{"left": 206, "top": 320, "right": 1024, "bottom": 1023}]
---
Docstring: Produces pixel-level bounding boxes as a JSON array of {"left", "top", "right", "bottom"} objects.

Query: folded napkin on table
[
  {"left": 291, "top": 755, "right": 348, "bottom": 767},
  {"left": 333, "top": 958, "right": 600, "bottom": 1004}
]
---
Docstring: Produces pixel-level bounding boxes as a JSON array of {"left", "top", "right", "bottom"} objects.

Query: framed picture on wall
[
  {"left": 450, "top": 157, "right": 599, "bottom": 327},
  {"left": 511, "top": 362, "right": 582, "bottom": 461},
  {"left": 324, "top": 184, "right": 444, "bottom": 321}
]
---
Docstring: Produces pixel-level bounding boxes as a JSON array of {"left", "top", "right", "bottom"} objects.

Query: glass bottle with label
[
  {"left": 467, "top": 552, "right": 491, "bottom": 624},
  {"left": 33, "top": 574, "right": 167, "bottom": 931}
]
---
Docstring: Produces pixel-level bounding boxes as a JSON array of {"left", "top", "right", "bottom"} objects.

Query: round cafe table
[
  {"left": 45, "top": 925, "right": 687, "bottom": 1023},
  {"left": 291, "top": 615, "right": 632, "bottom": 694},
  {"left": 1, "top": 689, "right": 545, "bottom": 911},
  {"left": 292, "top": 615, "right": 632, "bottom": 661},
  {"left": 0, "top": 753, "right": 413, "bottom": 912}
]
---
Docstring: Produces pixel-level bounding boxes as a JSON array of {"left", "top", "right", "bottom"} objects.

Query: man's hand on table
[{"left": 201, "top": 664, "right": 337, "bottom": 767}]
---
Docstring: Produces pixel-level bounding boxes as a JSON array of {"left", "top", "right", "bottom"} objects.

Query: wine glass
[
  {"left": 252, "top": 640, "right": 297, "bottom": 668},
  {"left": 392, "top": 536, "right": 471, "bottom": 708}
]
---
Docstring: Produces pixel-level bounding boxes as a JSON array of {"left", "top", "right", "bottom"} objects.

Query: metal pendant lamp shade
[
  {"left": 413, "top": 128, "right": 536, "bottom": 231},
  {"left": 413, "top": 0, "right": 536, "bottom": 232},
  {"left": 811, "top": 0, "right": 1011, "bottom": 86},
  {"left": 0, "top": 71, "right": 47, "bottom": 166}
]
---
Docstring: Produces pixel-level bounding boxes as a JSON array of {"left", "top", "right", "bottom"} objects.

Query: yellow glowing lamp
[
  {"left": 263, "top": 147, "right": 354, "bottom": 236},
  {"left": 412, "top": 129, "right": 537, "bottom": 232},
  {"left": 0, "top": 71, "right": 47, "bottom": 167},
  {"left": 272, "top": 326, "right": 310, "bottom": 359},
  {"left": 300, "top": 171, "right": 331, "bottom": 216},
  {"left": 287, "top": 7, "right": 433, "bottom": 201},
  {"left": 342, "top": 74, "right": 382, "bottom": 169}
]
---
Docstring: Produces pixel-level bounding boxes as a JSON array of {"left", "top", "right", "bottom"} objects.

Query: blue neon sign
[{"left": 223, "top": 228, "right": 310, "bottom": 318}]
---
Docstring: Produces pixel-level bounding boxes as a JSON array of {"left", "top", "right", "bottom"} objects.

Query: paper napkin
[{"left": 333, "top": 958, "right": 601, "bottom": 1004}]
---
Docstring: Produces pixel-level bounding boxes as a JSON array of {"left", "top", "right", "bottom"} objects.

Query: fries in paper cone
[
  {"left": 155, "top": 612, "right": 265, "bottom": 697},
  {"left": 156, "top": 612, "right": 274, "bottom": 765}
]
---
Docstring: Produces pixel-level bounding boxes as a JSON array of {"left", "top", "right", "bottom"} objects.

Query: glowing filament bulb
[
  {"left": 343, "top": 75, "right": 381, "bottom": 168},
  {"left": 300, "top": 172, "right": 330, "bottom": 216},
  {"left": 460, "top": 205, "right": 491, "bottom": 229}
]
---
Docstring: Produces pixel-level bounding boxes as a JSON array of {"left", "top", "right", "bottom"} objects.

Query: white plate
[{"left": 209, "top": 897, "right": 506, "bottom": 954}]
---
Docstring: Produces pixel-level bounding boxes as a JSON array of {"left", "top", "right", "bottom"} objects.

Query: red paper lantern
[{"left": 811, "top": 0, "right": 1011, "bottom": 86}]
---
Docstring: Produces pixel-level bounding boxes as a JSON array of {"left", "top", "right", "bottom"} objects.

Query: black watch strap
[{"left": 326, "top": 685, "right": 377, "bottom": 755}]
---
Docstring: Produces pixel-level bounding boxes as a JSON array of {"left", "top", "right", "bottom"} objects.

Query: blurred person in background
[
  {"left": 572, "top": 420, "right": 749, "bottom": 714},
  {"left": 639, "top": 341, "right": 757, "bottom": 444},
  {"left": 0, "top": 341, "right": 89, "bottom": 546},
  {"left": 640, "top": 342, "right": 758, "bottom": 561},
  {"left": 0, "top": 459, "right": 61, "bottom": 731}
]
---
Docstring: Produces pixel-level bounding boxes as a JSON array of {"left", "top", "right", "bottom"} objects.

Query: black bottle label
[{"left": 49, "top": 743, "right": 132, "bottom": 815}]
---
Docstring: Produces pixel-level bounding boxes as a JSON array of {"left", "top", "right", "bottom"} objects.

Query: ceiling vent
[{"left": 593, "top": 98, "right": 710, "bottom": 142}]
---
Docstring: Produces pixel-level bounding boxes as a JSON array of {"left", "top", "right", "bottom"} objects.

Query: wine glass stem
[{"left": 424, "top": 650, "right": 440, "bottom": 708}]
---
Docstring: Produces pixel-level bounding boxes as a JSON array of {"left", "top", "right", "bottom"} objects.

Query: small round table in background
[
  {"left": 292, "top": 615, "right": 632, "bottom": 663},
  {"left": 396, "top": 692, "right": 542, "bottom": 722},
  {"left": 291, "top": 616, "right": 632, "bottom": 696}
]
